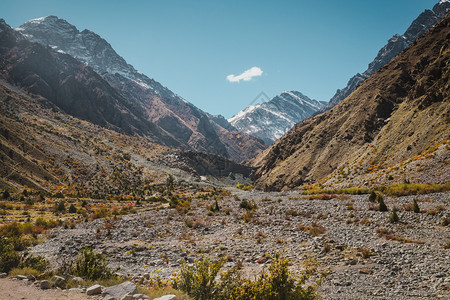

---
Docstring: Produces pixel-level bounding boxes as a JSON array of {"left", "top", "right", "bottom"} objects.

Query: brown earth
[{"left": 0, "top": 278, "right": 93, "bottom": 300}]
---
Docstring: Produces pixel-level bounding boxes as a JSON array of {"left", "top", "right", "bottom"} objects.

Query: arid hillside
[{"left": 253, "top": 15, "right": 450, "bottom": 191}]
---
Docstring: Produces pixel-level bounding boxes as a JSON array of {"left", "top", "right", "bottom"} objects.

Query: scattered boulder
[
  {"left": 86, "top": 284, "right": 103, "bottom": 295},
  {"left": 102, "top": 281, "right": 137, "bottom": 299},
  {"left": 153, "top": 295, "right": 177, "bottom": 300},
  {"left": 0, "top": 273, "right": 7, "bottom": 278},
  {"left": 26, "top": 274, "right": 36, "bottom": 281},
  {"left": 16, "top": 275, "right": 27, "bottom": 280},
  {"left": 52, "top": 275, "right": 66, "bottom": 288},
  {"left": 40, "top": 280, "right": 51, "bottom": 290},
  {"left": 132, "top": 294, "right": 149, "bottom": 299}
]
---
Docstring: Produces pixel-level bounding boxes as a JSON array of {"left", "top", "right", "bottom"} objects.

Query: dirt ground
[{"left": 0, "top": 278, "right": 95, "bottom": 300}]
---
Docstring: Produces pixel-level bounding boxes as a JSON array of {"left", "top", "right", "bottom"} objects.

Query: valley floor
[{"left": 29, "top": 189, "right": 450, "bottom": 299}]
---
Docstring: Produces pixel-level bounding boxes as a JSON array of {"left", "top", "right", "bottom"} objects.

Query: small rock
[
  {"left": 0, "top": 273, "right": 7, "bottom": 278},
  {"left": 102, "top": 281, "right": 137, "bottom": 299},
  {"left": 40, "top": 280, "right": 51, "bottom": 290},
  {"left": 26, "top": 274, "right": 36, "bottom": 281},
  {"left": 153, "top": 295, "right": 177, "bottom": 300},
  {"left": 16, "top": 275, "right": 27, "bottom": 280},
  {"left": 71, "top": 276, "right": 84, "bottom": 286},
  {"left": 121, "top": 295, "right": 134, "bottom": 300},
  {"left": 68, "top": 288, "right": 84, "bottom": 293},
  {"left": 52, "top": 275, "right": 66, "bottom": 288},
  {"left": 132, "top": 294, "right": 149, "bottom": 299},
  {"left": 359, "top": 269, "right": 374, "bottom": 275},
  {"left": 86, "top": 284, "right": 103, "bottom": 295}
]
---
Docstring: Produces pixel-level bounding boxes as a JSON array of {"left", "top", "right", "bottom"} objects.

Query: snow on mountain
[
  {"left": 322, "top": 0, "right": 450, "bottom": 112},
  {"left": 16, "top": 16, "right": 266, "bottom": 161},
  {"left": 229, "top": 91, "right": 326, "bottom": 145}
]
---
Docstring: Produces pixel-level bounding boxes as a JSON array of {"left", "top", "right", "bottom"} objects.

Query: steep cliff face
[
  {"left": 16, "top": 16, "right": 266, "bottom": 161},
  {"left": 229, "top": 91, "right": 326, "bottom": 145},
  {"left": 253, "top": 15, "right": 450, "bottom": 190},
  {"left": 322, "top": 0, "right": 450, "bottom": 112}
]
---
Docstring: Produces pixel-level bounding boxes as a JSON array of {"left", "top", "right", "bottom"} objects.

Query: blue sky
[{"left": 0, "top": 0, "right": 439, "bottom": 118}]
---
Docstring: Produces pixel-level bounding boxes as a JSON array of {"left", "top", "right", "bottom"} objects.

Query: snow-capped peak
[
  {"left": 17, "top": 16, "right": 189, "bottom": 105},
  {"left": 229, "top": 91, "right": 326, "bottom": 144}
]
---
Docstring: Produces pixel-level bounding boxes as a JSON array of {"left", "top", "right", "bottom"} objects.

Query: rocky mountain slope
[
  {"left": 15, "top": 16, "right": 266, "bottom": 161},
  {"left": 0, "top": 75, "right": 254, "bottom": 192},
  {"left": 229, "top": 91, "right": 326, "bottom": 145},
  {"left": 322, "top": 0, "right": 450, "bottom": 112},
  {"left": 253, "top": 14, "right": 450, "bottom": 191},
  {"left": 0, "top": 19, "right": 179, "bottom": 147}
]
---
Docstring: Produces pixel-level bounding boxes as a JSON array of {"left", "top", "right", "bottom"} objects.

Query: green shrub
[
  {"left": 236, "top": 184, "right": 253, "bottom": 191},
  {"left": 0, "top": 238, "right": 21, "bottom": 273},
  {"left": 208, "top": 200, "right": 220, "bottom": 213},
  {"left": 0, "top": 222, "right": 34, "bottom": 251},
  {"left": 413, "top": 199, "right": 420, "bottom": 213},
  {"left": 2, "top": 190, "right": 10, "bottom": 199},
  {"left": 9, "top": 267, "right": 40, "bottom": 277},
  {"left": 20, "top": 253, "right": 49, "bottom": 272},
  {"left": 377, "top": 195, "right": 388, "bottom": 212},
  {"left": 71, "top": 248, "right": 117, "bottom": 280},
  {"left": 383, "top": 183, "right": 450, "bottom": 196},
  {"left": 368, "top": 191, "right": 377, "bottom": 202},
  {"left": 54, "top": 200, "right": 66, "bottom": 213},
  {"left": 239, "top": 199, "right": 256, "bottom": 211},
  {"left": 442, "top": 217, "right": 450, "bottom": 226},
  {"left": 166, "top": 174, "right": 175, "bottom": 190},
  {"left": 174, "top": 254, "right": 325, "bottom": 300},
  {"left": 390, "top": 207, "right": 399, "bottom": 223},
  {"left": 175, "top": 256, "right": 225, "bottom": 300},
  {"left": 68, "top": 204, "right": 77, "bottom": 213}
]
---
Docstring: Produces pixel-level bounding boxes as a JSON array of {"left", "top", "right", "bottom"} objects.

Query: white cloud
[{"left": 226, "top": 66, "right": 263, "bottom": 83}]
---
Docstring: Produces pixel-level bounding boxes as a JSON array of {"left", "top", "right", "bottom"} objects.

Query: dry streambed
[{"left": 31, "top": 190, "right": 450, "bottom": 299}]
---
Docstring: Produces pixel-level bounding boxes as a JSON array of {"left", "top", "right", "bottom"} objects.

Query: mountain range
[
  {"left": 253, "top": 13, "right": 450, "bottom": 191},
  {"left": 322, "top": 0, "right": 450, "bottom": 112},
  {"left": 229, "top": 91, "right": 326, "bottom": 144},
  {"left": 0, "top": 1, "right": 449, "bottom": 193},
  {"left": 11, "top": 16, "right": 266, "bottom": 162},
  {"left": 230, "top": 0, "right": 450, "bottom": 144}
]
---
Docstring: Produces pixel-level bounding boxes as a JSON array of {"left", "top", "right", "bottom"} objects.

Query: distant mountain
[
  {"left": 253, "top": 14, "right": 450, "bottom": 191},
  {"left": 229, "top": 91, "right": 326, "bottom": 145},
  {"left": 16, "top": 16, "right": 266, "bottom": 161},
  {"left": 322, "top": 0, "right": 450, "bottom": 112}
]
